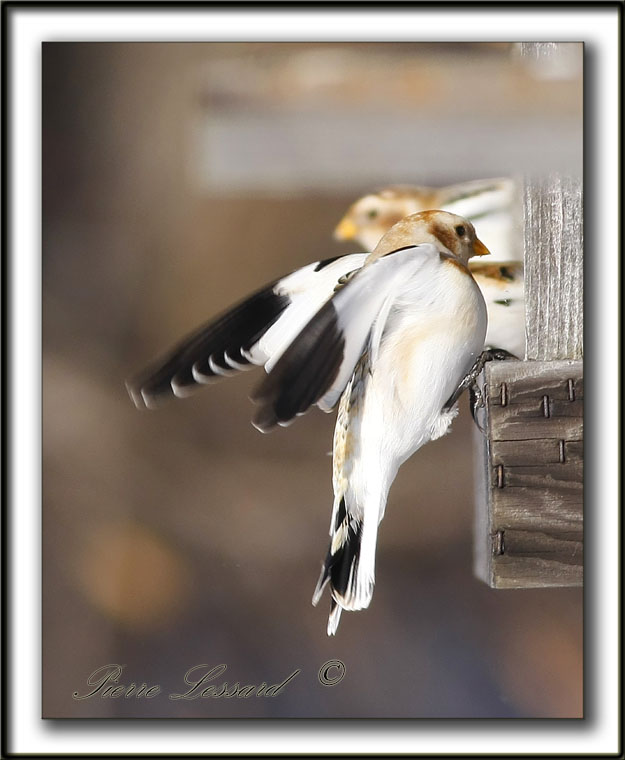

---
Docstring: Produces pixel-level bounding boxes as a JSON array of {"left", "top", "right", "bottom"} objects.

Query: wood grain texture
[
  {"left": 523, "top": 174, "right": 583, "bottom": 360},
  {"left": 473, "top": 359, "right": 583, "bottom": 588}
]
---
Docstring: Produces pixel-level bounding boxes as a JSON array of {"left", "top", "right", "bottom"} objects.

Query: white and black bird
[
  {"left": 128, "top": 210, "right": 489, "bottom": 634},
  {"left": 335, "top": 179, "right": 525, "bottom": 358}
]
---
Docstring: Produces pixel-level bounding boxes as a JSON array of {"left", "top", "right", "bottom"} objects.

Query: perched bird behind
[
  {"left": 335, "top": 178, "right": 519, "bottom": 261},
  {"left": 128, "top": 211, "right": 489, "bottom": 635},
  {"left": 335, "top": 179, "right": 525, "bottom": 358}
]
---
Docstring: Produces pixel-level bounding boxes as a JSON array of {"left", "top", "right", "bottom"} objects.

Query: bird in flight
[
  {"left": 127, "top": 210, "right": 489, "bottom": 634},
  {"left": 334, "top": 179, "right": 525, "bottom": 359}
]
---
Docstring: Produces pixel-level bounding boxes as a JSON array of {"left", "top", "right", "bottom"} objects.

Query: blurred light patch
[
  {"left": 494, "top": 606, "right": 583, "bottom": 717},
  {"left": 192, "top": 43, "right": 582, "bottom": 195},
  {"left": 76, "top": 520, "right": 191, "bottom": 630}
]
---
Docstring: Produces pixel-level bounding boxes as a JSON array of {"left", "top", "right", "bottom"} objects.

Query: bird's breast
[{"left": 391, "top": 257, "right": 487, "bottom": 343}]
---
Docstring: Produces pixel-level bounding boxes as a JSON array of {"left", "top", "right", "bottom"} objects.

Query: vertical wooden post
[
  {"left": 474, "top": 45, "right": 583, "bottom": 589},
  {"left": 524, "top": 174, "right": 583, "bottom": 361}
]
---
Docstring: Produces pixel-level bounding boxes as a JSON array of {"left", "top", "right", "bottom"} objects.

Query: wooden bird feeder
[{"left": 474, "top": 171, "right": 583, "bottom": 589}]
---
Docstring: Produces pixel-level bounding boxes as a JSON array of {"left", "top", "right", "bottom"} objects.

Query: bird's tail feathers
[{"left": 312, "top": 496, "right": 377, "bottom": 636}]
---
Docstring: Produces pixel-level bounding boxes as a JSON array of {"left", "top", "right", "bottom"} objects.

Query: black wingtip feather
[
  {"left": 251, "top": 300, "right": 345, "bottom": 430},
  {"left": 126, "top": 284, "right": 289, "bottom": 409},
  {"left": 313, "top": 255, "right": 342, "bottom": 272}
]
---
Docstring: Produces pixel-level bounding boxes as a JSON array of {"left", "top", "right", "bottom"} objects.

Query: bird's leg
[
  {"left": 443, "top": 348, "right": 518, "bottom": 431},
  {"left": 469, "top": 348, "right": 517, "bottom": 431},
  {"left": 443, "top": 364, "right": 480, "bottom": 411}
]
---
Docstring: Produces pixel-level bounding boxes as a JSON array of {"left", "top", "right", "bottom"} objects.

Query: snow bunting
[
  {"left": 335, "top": 179, "right": 525, "bottom": 358},
  {"left": 127, "top": 211, "right": 489, "bottom": 634}
]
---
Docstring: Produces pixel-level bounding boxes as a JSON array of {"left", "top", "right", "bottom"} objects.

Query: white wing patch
[
  {"left": 316, "top": 244, "right": 440, "bottom": 412},
  {"left": 250, "top": 254, "right": 367, "bottom": 371}
]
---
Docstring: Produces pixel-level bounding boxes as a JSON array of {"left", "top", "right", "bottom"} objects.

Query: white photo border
[{"left": 4, "top": 2, "right": 621, "bottom": 756}]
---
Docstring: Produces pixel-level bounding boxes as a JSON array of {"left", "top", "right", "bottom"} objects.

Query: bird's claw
[
  {"left": 444, "top": 347, "right": 519, "bottom": 432},
  {"left": 481, "top": 348, "right": 518, "bottom": 363},
  {"left": 469, "top": 385, "right": 487, "bottom": 432}
]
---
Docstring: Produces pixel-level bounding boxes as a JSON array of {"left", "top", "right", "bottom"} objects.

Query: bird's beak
[
  {"left": 334, "top": 218, "right": 358, "bottom": 241},
  {"left": 472, "top": 237, "right": 490, "bottom": 257}
]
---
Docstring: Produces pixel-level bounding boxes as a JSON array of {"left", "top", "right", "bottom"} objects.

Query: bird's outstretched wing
[
  {"left": 127, "top": 253, "right": 367, "bottom": 409},
  {"left": 251, "top": 243, "right": 439, "bottom": 432}
]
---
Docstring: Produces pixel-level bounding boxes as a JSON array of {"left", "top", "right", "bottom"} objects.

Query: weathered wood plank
[
  {"left": 490, "top": 526, "right": 583, "bottom": 589},
  {"left": 473, "top": 359, "right": 583, "bottom": 588},
  {"left": 523, "top": 174, "right": 583, "bottom": 361},
  {"left": 497, "top": 528, "right": 582, "bottom": 558},
  {"left": 574, "top": 376, "right": 584, "bottom": 399},
  {"left": 490, "top": 393, "right": 583, "bottom": 425},
  {"left": 550, "top": 398, "right": 585, "bottom": 417},
  {"left": 489, "top": 374, "right": 583, "bottom": 404},
  {"left": 491, "top": 418, "right": 583, "bottom": 441},
  {"left": 489, "top": 397, "right": 583, "bottom": 421},
  {"left": 565, "top": 440, "right": 584, "bottom": 461},
  {"left": 499, "top": 462, "right": 583, "bottom": 488},
  {"left": 491, "top": 488, "right": 582, "bottom": 531},
  {"left": 491, "top": 438, "right": 564, "bottom": 466}
]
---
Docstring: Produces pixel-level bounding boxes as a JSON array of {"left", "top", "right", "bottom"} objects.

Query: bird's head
[
  {"left": 370, "top": 210, "right": 490, "bottom": 264},
  {"left": 334, "top": 186, "right": 434, "bottom": 252}
]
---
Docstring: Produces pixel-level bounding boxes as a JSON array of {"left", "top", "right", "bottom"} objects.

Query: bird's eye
[
  {"left": 367, "top": 209, "right": 378, "bottom": 220},
  {"left": 455, "top": 225, "right": 466, "bottom": 237}
]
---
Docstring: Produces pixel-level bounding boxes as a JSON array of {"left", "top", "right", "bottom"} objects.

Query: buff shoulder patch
[{"left": 469, "top": 262, "right": 523, "bottom": 282}]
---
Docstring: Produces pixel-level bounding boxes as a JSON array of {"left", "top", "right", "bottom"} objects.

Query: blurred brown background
[{"left": 43, "top": 42, "right": 583, "bottom": 718}]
